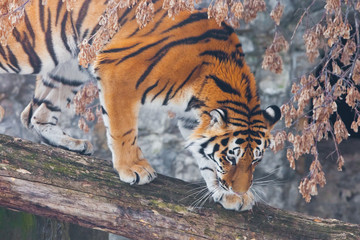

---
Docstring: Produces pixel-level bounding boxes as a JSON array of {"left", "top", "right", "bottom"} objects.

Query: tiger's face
[{"left": 190, "top": 105, "right": 281, "bottom": 197}]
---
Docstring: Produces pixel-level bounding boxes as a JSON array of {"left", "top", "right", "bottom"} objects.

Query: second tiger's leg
[
  {"left": 98, "top": 83, "right": 156, "bottom": 185},
  {"left": 21, "top": 73, "right": 93, "bottom": 154}
]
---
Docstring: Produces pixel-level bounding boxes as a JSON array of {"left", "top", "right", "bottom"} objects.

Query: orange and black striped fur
[
  {"left": 1, "top": 0, "right": 281, "bottom": 211},
  {"left": 0, "top": 0, "right": 107, "bottom": 154}
]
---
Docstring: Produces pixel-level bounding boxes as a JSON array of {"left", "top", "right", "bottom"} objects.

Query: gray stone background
[{"left": 1, "top": 0, "right": 360, "bottom": 239}]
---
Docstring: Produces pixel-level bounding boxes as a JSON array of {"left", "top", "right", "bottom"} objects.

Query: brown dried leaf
[
  {"left": 341, "top": 39, "right": 356, "bottom": 66},
  {"left": 332, "top": 61, "right": 341, "bottom": 75},
  {"left": 324, "top": 0, "right": 341, "bottom": 13},
  {"left": 136, "top": 0, "right": 154, "bottom": 29},
  {"left": 231, "top": 2, "right": 244, "bottom": 19},
  {"left": 242, "top": 0, "right": 266, "bottom": 23},
  {"left": 337, "top": 155, "right": 344, "bottom": 171},
  {"left": 334, "top": 117, "right": 349, "bottom": 144},
  {"left": 352, "top": 59, "right": 360, "bottom": 85},
  {"left": 0, "top": 105, "right": 4, "bottom": 123},
  {"left": 303, "top": 28, "right": 320, "bottom": 63},
  {"left": 270, "top": 2, "right": 284, "bottom": 26},
  {"left": 287, "top": 149, "right": 295, "bottom": 170},
  {"left": 271, "top": 131, "right": 287, "bottom": 153},
  {"left": 163, "top": 0, "right": 194, "bottom": 19}
]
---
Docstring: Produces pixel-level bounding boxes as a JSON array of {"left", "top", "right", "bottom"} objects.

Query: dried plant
[
  {"left": 0, "top": 105, "right": 4, "bottom": 123},
  {"left": 270, "top": 2, "right": 284, "bottom": 26},
  {"left": 273, "top": 0, "right": 360, "bottom": 202},
  {"left": 262, "top": 32, "right": 289, "bottom": 74},
  {"left": 73, "top": 83, "right": 102, "bottom": 133},
  {"left": 207, "top": 0, "right": 265, "bottom": 27}
]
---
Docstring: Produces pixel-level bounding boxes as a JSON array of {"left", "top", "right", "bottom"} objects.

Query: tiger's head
[{"left": 189, "top": 104, "right": 281, "bottom": 202}]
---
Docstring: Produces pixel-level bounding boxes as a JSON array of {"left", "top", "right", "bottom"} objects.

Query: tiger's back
[{"left": 95, "top": 1, "right": 280, "bottom": 211}]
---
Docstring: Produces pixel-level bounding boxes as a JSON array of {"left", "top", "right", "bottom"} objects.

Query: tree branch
[{"left": 0, "top": 134, "right": 359, "bottom": 239}]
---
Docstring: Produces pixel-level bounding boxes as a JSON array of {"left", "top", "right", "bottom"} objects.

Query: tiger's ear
[
  {"left": 209, "top": 109, "right": 227, "bottom": 127},
  {"left": 263, "top": 105, "right": 281, "bottom": 128}
]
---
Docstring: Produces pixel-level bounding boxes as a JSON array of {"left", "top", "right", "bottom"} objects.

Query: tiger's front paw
[
  {"left": 116, "top": 159, "right": 157, "bottom": 185},
  {"left": 214, "top": 191, "right": 255, "bottom": 211}
]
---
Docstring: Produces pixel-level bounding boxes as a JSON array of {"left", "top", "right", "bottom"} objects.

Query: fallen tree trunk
[{"left": 0, "top": 134, "right": 359, "bottom": 239}]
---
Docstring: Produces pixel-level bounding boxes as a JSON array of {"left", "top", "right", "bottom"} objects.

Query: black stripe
[
  {"left": 235, "top": 43, "right": 242, "bottom": 48},
  {"left": 101, "top": 106, "right": 108, "bottom": 115},
  {"left": 70, "top": 12, "right": 78, "bottom": 48},
  {"left": 230, "top": 117, "right": 249, "bottom": 124},
  {"left": 234, "top": 130, "right": 248, "bottom": 136},
  {"left": 136, "top": 28, "right": 231, "bottom": 89},
  {"left": 217, "top": 100, "right": 250, "bottom": 112},
  {"left": 60, "top": 11, "right": 72, "bottom": 53},
  {"left": 199, "top": 50, "right": 229, "bottom": 62},
  {"left": 88, "top": 24, "right": 101, "bottom": 45},
  {"left": 250, "top": 104, "right": 261, "bottom": 113},
  {"left": 127, "top": 28, "right": 140, "bottom": 38},
  {"left": 223, "top": 106, "right": 248, "bottom": 117},
  {"left": 46, "top": 8, "right": 58, "bottom": 66},
  {"left": 200, "top": 167, "right": 214, "bottom": 172},
  {"left": 251, "top": 110, "right": 263, "bottom": 116},
  {"left": 207, "top": 75, "right": 240, "bottom": 96},
  {"left": 49, "top": 74, "right": 83, "bottom": 86},
  {"left": 162, "top": 83, "right": 175, "bottom": 105},
  {"left": 242, "top": 73, "right": 253, "bottom": 102},
  {"left": 119, "top": 18, "right": 128, "bottom": 28},
  {"left": 252, "top": 124, "right": 267, "bottom": 129},
  {"left": 171, "top": 65, "right": 199, "bottom": 100},
  {"left": 116, "top": 37, "right": 169, "bottom": 65},
  {"left": 200, "top": 136, "right": 217, "bottom": 149},
  {"left": 24, "top": 13, "right": 35, "bottom": 47},
  {"left": 231, "top": 50, "right": 244, "bottom": 67},
  {"left": 142, "top": 12, "right": 168, "bottom": 36},
  {"left": 0, "top": 45, "right": 7, "bottom": 60},
  {"left": 162, "top": 12, "right": 208, "bottom": 33},
  {"left": 118, "top": 7, "right": 132, "bottom": 24},
  {"left": 131, "top": 136, "right": 137, "bottom": 146},
  {"left": 185, "top": 96, "right": 206, "bottom": 112},
  {"left": 141, "top": 80, "right": 159, "bottom": 104},
  {"left": 6, "top": 46, "right": 20, "bottom": 73},
  {"left": 82, "top": 29, "right": 89, "bottom": 40},
  {"left": 39, "top": 0, "right": 45, "bottom": 32},
  {"left": 35, "top": 121, "right": 56, "bottom": 126},
  {"left": 151, "top": 82, "right": 168, "bottom": 102},
  {"left": 0, "top": 62, "right": 8, "bottom": 72},
  {"left": 33, "top": 98, "right": 61, "bottom": 112},
  {"left": 7, "top": 64, "right": 19, "bottom": 73},
  {"left": 122, "top": 129, "right": 133, "bottom": 137},
  {"left": 101, "top": 43, "right": 141, "bottom": 53},
  {"left": 249, "top": 130, "right": 260, "bottom": 138},
  {"left": 228, "top": 121, "right": 247, "bottom": 127},
  {"left": 221, "top": 137, "right": 229, "bottom": 146},
  {"left": 99, "top": 58, "right": 117, "bottom": 64},
  {"left": 13, "top": 28, "right": 41, "bottom": 74},
  {"left": 76, "top": 0, "right": 91, "bottom": 34},
  {"left": 27, "top": 104, "right": 33, "bottom": 127},
  {"left": 42, "top": 78, "right": 56, "bottom": 88},
  {"left": 55, "top": 0, "right": 63, "bottom": 25}
]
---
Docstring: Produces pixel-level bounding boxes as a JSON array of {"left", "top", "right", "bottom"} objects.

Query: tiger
[{"left": 0, "top": 0, "right": 281, "bottom": 211}]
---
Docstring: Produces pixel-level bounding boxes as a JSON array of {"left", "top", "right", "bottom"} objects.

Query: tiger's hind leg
[
  {"left": 21, "top": 73, "right": 93, "bottom": 155},
  {"left": 97, "top": 80, "right": 156, "bottom": 185}
]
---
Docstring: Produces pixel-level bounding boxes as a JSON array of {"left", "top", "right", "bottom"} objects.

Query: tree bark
[{"left": 0, "top": 134, "right": 359, "bottom": 240}]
